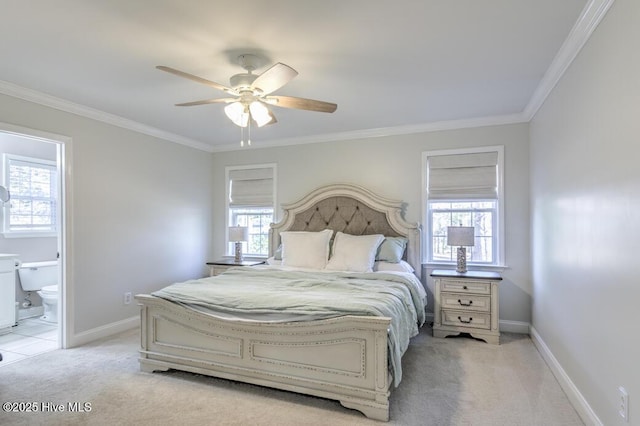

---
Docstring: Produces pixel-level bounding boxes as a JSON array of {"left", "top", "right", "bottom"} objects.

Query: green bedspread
[{"left": 152, "top": 267, "right": 426, "bottom": 386}]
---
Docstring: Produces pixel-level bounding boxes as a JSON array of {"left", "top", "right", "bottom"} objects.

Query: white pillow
[
  {"left": 374, "top": 260, "right": 415, "bottom": 273},
  {"left": 325, "top": 232, "right": 385, "bottom": 272},
  {"left": 281, "top": 229, "right": 333, "bottom": 269}
]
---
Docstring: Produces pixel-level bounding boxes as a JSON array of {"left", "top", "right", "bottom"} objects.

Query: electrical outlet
[
  {"left": 123, "top": 292, "right": 132, "bottom": 305},
  {"left": 619, "top": 386, "right": 629, "bottom": 422}
]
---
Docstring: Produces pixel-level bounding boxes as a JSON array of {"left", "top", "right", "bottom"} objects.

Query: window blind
[
  {"left": 5, "top": 155, "right": 57, "bottom": 233},
  {"left": 228, "top": 167, "right": 274, "bottom": 207},
  {"left": 427, "top": 151, "right": 499, "bottom": 199}
]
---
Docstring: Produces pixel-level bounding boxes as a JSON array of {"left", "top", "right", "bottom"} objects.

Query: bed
[{"left": 135, "top": 183, "right": 424, "bottom": 421}]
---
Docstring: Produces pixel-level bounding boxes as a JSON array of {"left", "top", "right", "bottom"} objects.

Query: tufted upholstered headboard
[{"left": 269, "top": 183, "right": 422, "bottom": 279}]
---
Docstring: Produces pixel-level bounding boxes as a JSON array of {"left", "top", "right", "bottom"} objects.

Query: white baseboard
[
  {"left": 18, "top": 306, "right": 44, "bottom": 320},
  {"left": 529, "top": 326, "right": 603, "bottom": 426},
  {"left": 68, "top": 315, "right": 139, "bottom": 348}
]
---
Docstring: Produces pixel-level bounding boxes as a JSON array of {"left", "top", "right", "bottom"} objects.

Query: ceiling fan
[{"left": 157, "top": 54, "right": 337, "bottom": 130}]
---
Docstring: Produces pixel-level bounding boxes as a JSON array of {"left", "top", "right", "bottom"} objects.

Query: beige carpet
[{"left": 0, "top": 325, "right": 584, "bottom": 425}]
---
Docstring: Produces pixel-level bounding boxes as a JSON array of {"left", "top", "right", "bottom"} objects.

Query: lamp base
[
  {"left": 234, "top": 242, "right": 243, "bottom": 263},
  {"left": 456, "top": 247, "right": 467, "bottom": 273}
]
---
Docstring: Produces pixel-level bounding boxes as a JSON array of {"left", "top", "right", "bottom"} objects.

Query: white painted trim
[
  {"left": 421, "top": 145, "right": 505, "bottom": 266},
  {"left": 18, "top": 306, "right": 44, "bottom": 320},
  {"left": 0, "top": 77, "right": 527, "bottom": 153},
  {"left": 59, "top": 138, "right": 73, "bottom": 350},
  {"left": 68, "top": 315, "right": 138, "bottom": 348},
  {"left": 0, "top": 80, "right": 213, "bottom": 153},
  {"left": 523, "top": 0, "right": 615, "bottom": 120},
  {"left": 530, "top": 326, "right": 603, "bottom": 426},
  {"left": 2, "top": 153, "right": 57, "bottom": 236},
  {"left": 211, "top": 113, "right": 527, "bottom": 152},
  {"left": 224, "top": 163, "right": 277, "bottom": 257},
  {"left": 0, "top": 122, "right": 72, "bottom": 350}
]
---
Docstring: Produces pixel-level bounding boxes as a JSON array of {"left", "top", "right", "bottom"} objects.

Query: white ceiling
[{"left": 0, "top": 0, "right": 588, "bottom": 152}]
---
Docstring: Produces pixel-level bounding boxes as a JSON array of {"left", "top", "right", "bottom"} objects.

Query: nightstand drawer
[
  {"left": 440, "top": 279, "right": 490, "bottom": 295},
  {"left": 441, "top": 310, "right": 491, "bottom": 330},
  {"left": 441, "top": 293, "right": 490, "bottom": 312}
]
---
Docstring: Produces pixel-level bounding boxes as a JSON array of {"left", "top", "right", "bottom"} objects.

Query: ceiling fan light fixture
[
  {"left": 224, "top": 102, "right": 249, "bottom": 127},
  {"left": 157, "top": 58, "right": 337, "bottom": 134},
  {"left": 249, "top": 101, "right": 275, "bottom": 127}
]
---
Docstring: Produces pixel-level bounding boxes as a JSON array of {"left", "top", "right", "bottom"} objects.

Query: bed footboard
[{"left": 136, "top": 294, "right": 392, "bottom": 421}]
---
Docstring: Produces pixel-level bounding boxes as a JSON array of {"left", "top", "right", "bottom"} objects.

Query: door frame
[{"left": 0, "top": 121, "right": 72, "bottom": 348}]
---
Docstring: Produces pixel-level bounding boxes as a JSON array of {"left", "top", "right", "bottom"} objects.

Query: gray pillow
[{"left": 375, "top": 237, "right": 407, "bottom": 263}]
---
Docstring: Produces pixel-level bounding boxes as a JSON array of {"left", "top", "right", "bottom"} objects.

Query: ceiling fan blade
[
  {"left": 175, "top": 98, "right": 237, "bottom": 107},
  {"left": 157, "top": 66, "right": 234, "bottom": 93},
  {"left": 252, "top": 63, "right": 298, "bottom": 95},
  {"left": 267, "top": 95, "right": 337, "bottom": 113}
]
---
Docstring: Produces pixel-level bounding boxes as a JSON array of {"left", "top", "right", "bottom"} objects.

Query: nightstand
[
  {"left": 431, "top": 269, "right": 502, "bottom": 344},
  {"left": 206, "top": 259, "right": 265, "bottom": 276}
]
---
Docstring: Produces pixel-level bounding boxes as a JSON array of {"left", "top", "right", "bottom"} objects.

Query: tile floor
[{"left": 0, "top": 317, "right": 58, "bottom": 366}]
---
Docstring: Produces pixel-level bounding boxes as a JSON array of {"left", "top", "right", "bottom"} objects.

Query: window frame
[
  {"left": 2, "top": 153, "right": 58, "bottom": 238},
  {"left": 422, "top": 146, "right": 505, "bottom": 268},
  {"left": 225, "top": 163, "right": 277, "bottom": 258}
]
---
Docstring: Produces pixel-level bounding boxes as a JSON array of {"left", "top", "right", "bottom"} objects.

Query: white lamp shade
[
  {"left": 229, "top": 226, "right": 249, "bottom": 242},
  {"left": 249, "top": 101, "right": 275, "bottom": 127},
  {"left": 447, "top": 226, "right": 475, "bottom": 247},
  {"left": 224, "top": 102, "right": 249, "bottom": 127}
]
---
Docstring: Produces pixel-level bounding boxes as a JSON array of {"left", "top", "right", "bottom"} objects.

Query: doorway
[{"left": 0, "top": 122, "right": 70, "bottom": 365}]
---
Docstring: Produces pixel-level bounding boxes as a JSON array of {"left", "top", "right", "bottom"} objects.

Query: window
[
  {"left": 423, "top": 146, "right": 504, "bottom": 266},
  {"left": 226, "top": 164, "right": 276, "bottom": 257},
  {"left": 3, "top": 154, "right": 58, "bottom": 236}
]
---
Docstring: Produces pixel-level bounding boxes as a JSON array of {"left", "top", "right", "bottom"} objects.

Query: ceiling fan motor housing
[{"left": 230, "top": 73, "right": 258, "bottom": 91}]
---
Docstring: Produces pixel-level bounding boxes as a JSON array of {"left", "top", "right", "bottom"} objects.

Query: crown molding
[
  {"left": 0, "top": 80, "right": 214, "bottom": 153},
  {"left": 0, "top": 76, "right": 525, "bottom": 154},
  {"left": 523, "top": 0, "right": 615, "bottom": 120},
  {"left": 210, "top": 113, "right": 528, "bottom": 152}
]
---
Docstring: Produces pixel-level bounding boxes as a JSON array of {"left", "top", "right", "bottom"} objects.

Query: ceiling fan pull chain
[
  {"left": 240, "top": 126, "right": 244, "bottom": 147},
  {"left": 248, "top": 120, "right": 252, "bottom": 146}
]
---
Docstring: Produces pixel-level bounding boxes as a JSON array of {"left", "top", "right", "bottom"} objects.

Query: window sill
[
  {"left": 2, "top": 232, "right": 57, "bottom": 239},
  {"left": 223, "top": 255, "right": 268, "bottom": 260}
]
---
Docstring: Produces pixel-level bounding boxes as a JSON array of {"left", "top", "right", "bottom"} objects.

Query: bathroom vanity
[{"left": 0, "top": 254, "right": 18, "bottom": 334}]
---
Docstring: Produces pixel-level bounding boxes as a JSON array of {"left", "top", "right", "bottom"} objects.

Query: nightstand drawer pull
[
  {"left": 458, "top": 299, "right": 472, "bottom": 306},
  {"left": 463, "top": 285, "right": 468, "bottom": 290},
  {"left": 458, "top": 316, "right": 473, "bottom": 324},
  {"left": 441, "top": 310, "right": 490, "bottom": 329}
]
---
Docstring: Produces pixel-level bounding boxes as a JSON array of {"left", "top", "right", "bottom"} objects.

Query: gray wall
[
  {"left": 0, "top": 92, "right": 214, "bottom": 337},
  {"left": 212, "top": 123, "right": 531, "bottom": 324},
  {"left": 530, "top": 0, "right": 640, "bottom": 424}
]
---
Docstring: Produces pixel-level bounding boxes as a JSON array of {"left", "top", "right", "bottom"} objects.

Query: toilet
[{"left": 18, "top": 261, "right": 59, "bottom": 323}]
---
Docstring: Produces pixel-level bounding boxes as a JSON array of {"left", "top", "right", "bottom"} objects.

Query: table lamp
[
  {"left": 228, "top": 226, "right": 249, "bottom": 262},
  {"left": 447, "top": 226, "right": 475, "bottom": 273}
]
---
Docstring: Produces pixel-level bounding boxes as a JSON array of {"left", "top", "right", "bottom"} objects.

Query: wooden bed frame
[{"left": 136, "top": 183, "right": 422, "bottom": 421}]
